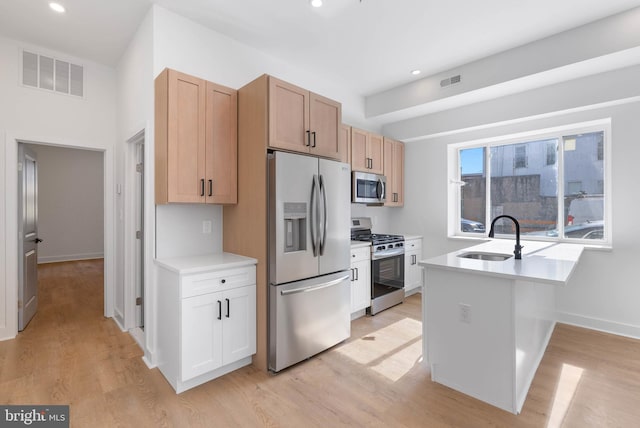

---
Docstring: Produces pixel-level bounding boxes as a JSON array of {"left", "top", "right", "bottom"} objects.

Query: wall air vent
[
  {"left": 440, "top": 74, "right": 462, "bottom": 88},
  {"left": 22, "top": 50, "right": 84, "bottom": 97}
]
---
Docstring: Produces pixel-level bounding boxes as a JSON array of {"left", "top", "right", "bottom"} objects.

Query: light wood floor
[{"left": 2, "top": 260, "right": 640, "bottom": 427}]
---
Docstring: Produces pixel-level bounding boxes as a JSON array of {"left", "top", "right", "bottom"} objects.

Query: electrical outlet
[
  {"left": 202, "top": 220, "right": 212, "bottom": 234},
  {"left": 459, "top": 303, "right": 471, "bottom": 324}
]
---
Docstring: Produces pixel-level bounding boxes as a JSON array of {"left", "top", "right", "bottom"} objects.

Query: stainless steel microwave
[{"left": 352, "top": 171, "right": 386, "bottom": 204}]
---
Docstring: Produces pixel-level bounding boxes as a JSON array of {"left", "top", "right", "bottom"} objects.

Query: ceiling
[{"left": 2, "top": 0, "right": 640, "bottom": 99}]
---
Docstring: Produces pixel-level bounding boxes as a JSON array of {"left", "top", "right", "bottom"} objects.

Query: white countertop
[
  {"left": 403, "top": 235, "right": 423, "bottom": 241},
  {"left": 155, "top": 252, "right": 257, "bottom": 275},
  {"left": 350, "top": 241, "right": 371, "bottom": 249},
  {"left": 419, "top": 240, "right": 583, "bottom": 285}
]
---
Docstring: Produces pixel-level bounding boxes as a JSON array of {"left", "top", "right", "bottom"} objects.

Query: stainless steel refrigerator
[{"left": 268, "top": 151, "right": 351, "bottom": 372}]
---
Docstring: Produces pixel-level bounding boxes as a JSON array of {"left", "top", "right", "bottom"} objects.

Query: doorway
[{"left": 18, "top": 143, "right": 105, "bottom": 331}]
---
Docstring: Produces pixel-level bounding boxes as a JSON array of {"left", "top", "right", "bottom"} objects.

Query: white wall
[
  {"left": 389, "top": 65, "right": 640, "bottom": 339},
  {"left": 152, "top": 6, "right": 370, "bottom": 129},
  {"left": 0, "top": 36, "right": 118, "bottom": 340},
  {"left": 116, "top": 6, "right": 155, "bottom": 337},
  {"left": 28, "top": 144, "right": 104, "bottom": 263}
]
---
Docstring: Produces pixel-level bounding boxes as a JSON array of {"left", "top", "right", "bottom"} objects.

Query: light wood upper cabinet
[
  {"left": 155, "top": 68, "right": 237, "bottom": 205},
  {"left": 205, "top": 81, "right": 238, "bottom": 204},
  {"left": 338, "top": 124, "right": 351, "bottom": 164},
  {"left": 351, "top": 127, "right": 384, "bottom": 174},
  {"left": 383, "top": 137, "right": 404, "bottom": 207},
  {"left": 268, "top": 76, "right": 342, "bottom": 160}
]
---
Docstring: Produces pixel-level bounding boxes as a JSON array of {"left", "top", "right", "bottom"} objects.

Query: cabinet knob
[{"left": 221, "top": 279, "right": 226, "bottom": 284}]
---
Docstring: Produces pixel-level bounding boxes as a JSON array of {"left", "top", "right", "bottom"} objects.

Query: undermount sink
[{"left": 457, "top": 252, "right": 513, "bottom": 261}]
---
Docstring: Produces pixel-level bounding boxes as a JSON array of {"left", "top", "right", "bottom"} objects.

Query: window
[
  {"left": 546, "top": 142, "right": 556, "bottom": 165},
  {"left": 566, "top": 181, "right": 582, "bottom": 195},
  {"left": 514, "top": 145, "right": 527, "bottom": 168},
  {"left": 452, "top": 123, "right": 609, "bottom": 244}
]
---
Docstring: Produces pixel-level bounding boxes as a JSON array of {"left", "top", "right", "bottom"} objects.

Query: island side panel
[
  {"left": 425, "top": 267, "right": 516, "bottom": 413},
  {"left": 513, "top": 279, "right": 556, "bottom": 413}
]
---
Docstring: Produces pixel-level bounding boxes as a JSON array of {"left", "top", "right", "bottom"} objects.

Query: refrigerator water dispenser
[{"left": 283, "top": 202, "right": 306, "bottom": 252}]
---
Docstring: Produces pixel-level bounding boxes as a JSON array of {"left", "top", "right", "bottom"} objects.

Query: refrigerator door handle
[
  {"left": 280, "top": 275, "right": 350, "bottom": 295},
  {"left": 318, "top": 174, "right": 327, "bottom": 255},
  {"left": 310, "top": 174, "right": 320, "bottom": 257}
]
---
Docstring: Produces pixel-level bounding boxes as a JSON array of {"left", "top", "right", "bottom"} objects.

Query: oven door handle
[
  {"left": 371, "top": 248, "right": 405, "bottom": 260},
  {"left": 280, "top": 275, "right": 350, "bottom": 296}
]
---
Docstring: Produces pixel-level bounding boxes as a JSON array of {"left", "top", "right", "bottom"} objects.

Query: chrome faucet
[{"left": 488, "top": 215, "right": 523, "bottom": 260}]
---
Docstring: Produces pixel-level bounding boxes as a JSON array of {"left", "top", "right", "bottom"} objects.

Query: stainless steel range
[{"left": 351, "top": 218, "right": 405, "bottom": 315}]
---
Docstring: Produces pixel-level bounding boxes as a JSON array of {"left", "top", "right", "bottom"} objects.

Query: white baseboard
[
  {"left": 557, "top": 311, "right": 640, "bottom": 340},
  {"left": 38, "top": 253, "right": 104, "bottom": 264},
  {"left": 113, "top": 309, "right": 126, "bottom": 332}
]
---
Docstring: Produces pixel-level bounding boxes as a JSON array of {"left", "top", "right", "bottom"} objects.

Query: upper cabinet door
[
  {"left": 309, "top": 92, "right": 341, "bottom": 160},
  {"left": 166, "top": 70, "right": 207, "bottom": 203},
  {"left": 269, "top": 77, "right": 310, "bottom": 153},
  {"left": 205, "top": 81, "right": 238, "bottom": 204},
  {"left": 383, "top": 138, "right": 404, "bottom": 207},
  {"left": 350, "top": 128, "right": 384, "bottom": 174},
  {"left": 394, "top": 141, "right": 404, "bottom": 206},
  {"left": 368, "top": 133, "right": 384, "bottom": 175},
  {"left": 338, "top": 124, "right": 351, "bottom": 164},
  {"left": 350, "top": 127, "right": 369, "bottom": 172}
]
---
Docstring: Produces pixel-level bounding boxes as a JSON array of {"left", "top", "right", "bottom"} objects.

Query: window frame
[{"left": 448, "top": 119, "right": 612, "bottom": 247}]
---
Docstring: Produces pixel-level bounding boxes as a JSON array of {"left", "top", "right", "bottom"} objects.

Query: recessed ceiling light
[
  {"left": 310, "top": 0, "right": 323, "bottom": 7},
  {"left": 411, "top": 70, "right": 421, "bottom": 76},
  {"left": 49, "top": 2, "right": 66, "bottom": 13}
]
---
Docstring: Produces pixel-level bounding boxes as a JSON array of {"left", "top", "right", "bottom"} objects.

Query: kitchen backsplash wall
[
  {"left": 350, "top": 203, "right": 392, "bottom": 233},
  {"left": 155, "top": 204, "right": 222, "bottom": 259}
]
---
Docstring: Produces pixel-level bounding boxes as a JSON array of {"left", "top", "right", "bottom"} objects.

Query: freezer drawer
[{"left": 269, "top": 271, "right": 351, "bottom": 372}]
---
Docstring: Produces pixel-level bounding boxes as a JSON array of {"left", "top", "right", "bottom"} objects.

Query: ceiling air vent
[
  {"left": 22, "top": 50, "right": 84, "bottom": 98},
  {"left": 440, "top": 74, "right": 462, "bottom": 88}
]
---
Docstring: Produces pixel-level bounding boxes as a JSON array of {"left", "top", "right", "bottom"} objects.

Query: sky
[{"left": 460, "top": 147, "right": 484, "bottom": 175}]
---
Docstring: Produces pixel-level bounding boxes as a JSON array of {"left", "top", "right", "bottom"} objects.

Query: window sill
[{"left": 449, "top": 234, "right": 612, "bottom": 251}]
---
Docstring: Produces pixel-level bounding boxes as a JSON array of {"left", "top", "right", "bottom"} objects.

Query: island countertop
[{"left": 419, "top": 240, "right": 583, "bottom": 285}]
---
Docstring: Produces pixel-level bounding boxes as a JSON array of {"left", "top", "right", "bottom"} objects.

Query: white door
[
  {"left": 222, "top": 285, "right": 256, "bottom": 365},
  {"left": 18, "top": 145, "right": 40, "bottom": 331},
  {"left": 181, "top": 292, "right": 223, "bottom": 381}
]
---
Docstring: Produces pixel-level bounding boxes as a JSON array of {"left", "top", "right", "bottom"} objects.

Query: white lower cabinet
[
  {"left": 404, "top": 237, "right": 423, "bottom": 295},
  {"left": 181, "top": 284, "right": 256, "bottom": 381},
  {"left": 156, "top": 258, "right": 256, "bottom": 393},
  {"left": 350, "top": 246, "right": 371, "bottom": 316}
]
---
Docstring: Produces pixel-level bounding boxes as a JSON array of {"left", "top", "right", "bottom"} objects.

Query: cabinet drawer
[
  {"left": 350, "top": 246, "right": 370, "bottom": 263},
  {"left": 405, "top": 239, "right": 422, "bottom": 251},
  {"left": 182, "top": 266, "right": 256, "bottom": 299}
]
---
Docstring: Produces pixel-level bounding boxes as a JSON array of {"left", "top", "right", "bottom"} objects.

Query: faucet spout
[{"left": 488, "top": 215, "right": 523, "bottom": 260}]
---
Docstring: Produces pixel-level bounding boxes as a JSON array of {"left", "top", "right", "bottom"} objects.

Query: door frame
[
  {"left": 123, "top": 124, "right": 156, "bottom": 367},
  {"left": 124, "top": 128, "right": 146, "bottom": 331},
  {"left": 1, "top": 132, "right": 114, "bottom": 340}
]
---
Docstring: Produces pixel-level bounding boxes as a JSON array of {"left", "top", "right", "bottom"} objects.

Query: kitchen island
[{"left": 419, "top": 240, "right": 583, "bottom": 414}]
